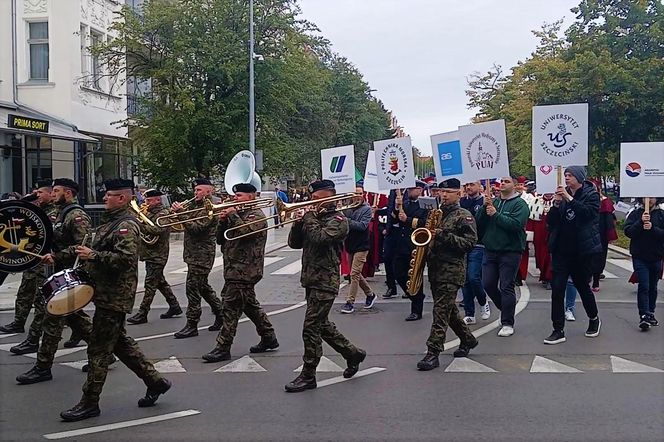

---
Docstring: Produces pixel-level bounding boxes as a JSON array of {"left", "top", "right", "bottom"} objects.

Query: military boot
[
  {"left": 174, "top": 321, "right": 199, "bottom": 339},
  {"left": 417, "top": 352, "right": 440, "bottom": 371},
  {"left": 249, "top": 336, "right": 279, "bottom": 353},
  {"left": 127, "top": 311, "right": 148, "bottom": 325},
  {"left": 60, "top": 401, "right": 101, "bottom": 422},
  {"left": 138, "top": 378, "right": 172, "bottom": 407},
  {"left": 160, "top": 305, "right": 183, "bottom": 319},
  {"left": 0, "top": 321, "right": 25, "bottom": 334},
  {"left": 82, "top": 354, "right": 117, "bottom": 372},
  {"left": 284, "top": 372, "right": 317, "bottom": 393},
  {"left": 63, "top": 331, "right": 83, "bottom": 348},
  {"left": 208, "top": 315, "right": 223, "bottom": 332},
  {"left": 343, "top": 349, "right": 366, "bottom": 379},
  {"left": 10, "top": 337, "right": 39, "bottom": 355},
  {"left": 453, "top": 339, "right": 479, "bottom": 358},
  {"left": 202, "top": 347, "right": 231, "bottom": 363},
  {"left": 16, "top": 366, "right": 52, "bottom": 385}
]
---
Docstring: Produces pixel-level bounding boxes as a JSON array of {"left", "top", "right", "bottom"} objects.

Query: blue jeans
[
  {"left": 462, "top": 246, "right": 486, "bottom": 317},
  {"left": 482, "top": 250, "right": 521, "bottom": 326},
  {"left": 565, "top": 279, "right": 578, "bottom": 313},
  {"left": 633, "top": 258, "right": 661, "bottom": 316}
]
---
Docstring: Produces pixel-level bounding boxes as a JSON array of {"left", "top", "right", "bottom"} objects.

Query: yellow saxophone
[{"left": 406, "top": 208, "right": 442, "bottom": 296}]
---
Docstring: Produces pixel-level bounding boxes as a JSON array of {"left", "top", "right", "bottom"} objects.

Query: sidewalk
[{"left": 0, "top": 224, "right": 291, "bottom": 310}]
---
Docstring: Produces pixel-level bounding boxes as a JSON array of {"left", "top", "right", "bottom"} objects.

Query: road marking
[
  {"left": 445, "top": 358, "right": 497, "bottom": 373},
  {"left": 528, "top": 258, "right": 540, "bottom": 277},
  {"left": 530, "top": 355, "right": 582, "bottom": 373},
  {"left": 271, "top": 259, "right": 302, "bottom": 275},
  {"left": 172, "top": 256, "right": 224, "bottom": 274},
  {"left": 0, "top": 333, "right": 17, "bottom": 339},
  {"left": 295, "top": 356, "right": 343, "bottom": 372},
  {"left": 26, "top": 347, "right": 85, "bottom": 359},
  {"left": 607, "top": 258, "right": 633, "bottom": 272},
  {"left": 60, "top": 360, "right": 87, "bottom": 370},
  {"left": 155, "top": 356, "right": 187, "bottom": 373},
  {"left": 316, "top": 367, "right": 386, "bottom": 388},
  {"left": 42, "top": 409, "right": 201, "bottom": 440},
  {"left": 263, "top": 256, "right": 285, "bottom": 267},
  {"left": 610, "top": 355, "right": 663, "bottom": 373},
  {"left": 215, "top": 355, "right": 266, "bottom": 372}
]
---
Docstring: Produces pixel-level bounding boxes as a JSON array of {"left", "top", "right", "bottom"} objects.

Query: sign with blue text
[
  {"left": 458, "top": 120, "right": 510, "bottom": 182},
  {"left": 430, "top": 130, "right": 463, "bottom": 182},
  {"left": 532, "top": 103, "right": 588, "bottom": 166},
  {"left": 321, "top": 144, "right": 356, "bottom": 193},
  {"left": 619, "top": 142, "right": 664, "bottom": 197}
]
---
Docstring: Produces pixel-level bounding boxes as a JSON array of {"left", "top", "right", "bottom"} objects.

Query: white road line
[
  {"left": 610, "top": 355, "right": 663, "bottom": 373},
  {"left": 263, "top": 256, "right": 285, "bottom": 267},
  {"left": 445, "top": 358, "right": 497, "bottom": 373},
  {"left": 42, "top": 409, "right": 201, "bottom": 440},
  {"left": 316, "top": 367, "right": 386, "bottom": 388},
  {"left": 601, "top": 270, "right": 618, "bottom": 278},
  {"left": 530, "top": 355, "right": 582, "bottom": 373},
  {"left": 608, "top": 258, "right": 634, "bottom": 272},
  {"left": 0, "top": 333, "right": 17, "bottom": 339},
  {"left": 271, "top": 259, "right": 302, "bottom": 275}
]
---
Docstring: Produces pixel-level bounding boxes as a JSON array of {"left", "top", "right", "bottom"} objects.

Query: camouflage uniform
[
  {"left": 181, "top": 199, "right": 223, "bottom": 323},
  {"left": 137, "top": 203, "right": 180, "bottom": 314},
  {"left": 214, "top": 208, "right": 275, "bottom": 350},
  {"left": 65, "top": 207, "right": 163, "bottom": 405},
  {"left": 425, "top": 204, "right": 478, "bottom": 355},
  {"left": 289, "top": 210, "right": 361, "bottom": 373},
  {"left": 36, "top": 202, "right": 94, "bottom": 369}
]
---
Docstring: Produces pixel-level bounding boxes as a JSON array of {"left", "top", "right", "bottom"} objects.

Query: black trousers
[
  {"left": 394, "top": 254, "right": 424, "bottom": 316},
  {"left": 551, "top": 253, "right": 599, "bottom": 331}
]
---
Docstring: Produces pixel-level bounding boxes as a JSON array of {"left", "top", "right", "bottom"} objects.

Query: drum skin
[{"left": 43, "top": 268, "right": 95, "bottom": 316}]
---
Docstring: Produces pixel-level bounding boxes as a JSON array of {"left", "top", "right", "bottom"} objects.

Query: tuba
[
  {"left": 406, "top": 208, "right": 442, "bottom": 296},
  {"left": 129, "top": 199, "right": 159, "bottom": 245}
]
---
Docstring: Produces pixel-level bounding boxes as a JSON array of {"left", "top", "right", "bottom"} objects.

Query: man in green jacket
[{"left": 476, "top": 176, "right": 529, "bottom": 337}]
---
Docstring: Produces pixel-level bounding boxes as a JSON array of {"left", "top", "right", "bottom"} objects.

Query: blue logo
[
  {"left": 436, "top": 140, "right": 462, "bottom": 176},
  {"left": 330, "top": 155, "right": 346, "bottom": 173}
]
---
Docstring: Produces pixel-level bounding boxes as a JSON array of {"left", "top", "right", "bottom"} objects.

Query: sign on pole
[
  {"left": 619, "top": 142, "right": 664, "bottom": 197},
  {"left": 373, "top": 136, "right": 416, "bottom": 190},
  {"left": 532, "top": 103, "right": 588, "bottom": 166},
  {"left": 458, "top": 119, "right": 511, "bottom": 182},
  {"left": 430, "top": 130, "right": 464, "bottom": 182},
  {"left": 362, "top": 151, "right": 389, "bottom": 195},
  {"left": 534, "top": 165, "right": 558, "bottom": 194},
  {"left": 321, "top": 144, "right": 356, "bottom": 194}
]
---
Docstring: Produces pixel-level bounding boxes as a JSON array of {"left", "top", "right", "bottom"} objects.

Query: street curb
[{"left": 608, "top": 244, "right": 631, "bottom": 258}]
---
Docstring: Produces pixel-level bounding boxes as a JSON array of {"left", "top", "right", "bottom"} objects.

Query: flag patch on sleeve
[
  {"left": 74, "top": 216, "right": 83, "bottom": 223},
  {"left": 118, "top": 228, "right": 129, "bottom": 235},
  {"left": 335, "top": 216, "right": 344, "bottom": 221}
]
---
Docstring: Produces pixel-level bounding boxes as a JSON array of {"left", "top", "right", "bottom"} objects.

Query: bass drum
[{"left": 43, "top": 268, "right": 95, "bottom": 316}]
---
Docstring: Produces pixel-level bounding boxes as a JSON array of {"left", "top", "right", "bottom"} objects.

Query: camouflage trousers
[
  {"left": 426, "top": 281, "right": 477, "bottom": 355},
  {"left": 26, "top": 289, "right": 47, "bottom": 342},
  {"left": 216, "top": 282, "right": 275, "bottom": 351},
  {"left": 37, "top": 310, "right": 93, "bottom": 369},
  {"left": 185, "top": 267, "right": 223, "bottom": 323},
  {"left": 301, "top": 288, "right": 359, "bottom": 373},
  {"left": 14, "top": 270, "right": 45, "bottom": 326},
  {"left": 82, "top": 308, "right": 162, "bottom": 405},
  {"left": 138, "top": 262, "right": 180, "bottom": 314}
]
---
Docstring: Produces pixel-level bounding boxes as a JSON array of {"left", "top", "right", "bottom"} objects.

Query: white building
[{"left": 0, "top": 0, "right": 136, "bottom": 205}]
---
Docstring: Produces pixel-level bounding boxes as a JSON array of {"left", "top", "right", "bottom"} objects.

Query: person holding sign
[
  {"left": 623, "top": 197, "right": 664, "bottom": 331},
  {"left": 543, "top": 166, "right": 602, "bottom": 344}
]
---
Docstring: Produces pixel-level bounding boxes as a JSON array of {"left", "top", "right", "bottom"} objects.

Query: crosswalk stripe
[
  {"left": 530, "top": 355, "right": 582, "bottom": 373},
  {"left": 607, "top": 258, "right": 634, "bottom": 272},
  {"left": 610, "top": 356, "right": 663, "bottom": 373},
  {"left": 215, "top": 355, "right": 267, "bottom": 372},
  {"left": 316, "top": 367, "right": 386, "bottom": 388},
  {"left": 271, "top": 259, "right": 302, "bottom": 275},
  {"left": 445, "top": 358, "right": 496, "bottom": 373}
]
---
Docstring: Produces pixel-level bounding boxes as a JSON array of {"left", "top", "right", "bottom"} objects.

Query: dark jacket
[
  {"left": 343, "top": 202, "right": 372, "bottom": 253},
  {"left": 216, "top": 207, "right": 267, "bottom": 284},
  {"left": 460, "top": 194, "right": 485, "bottom": 246},
  {"left": 387, "top": 197, "right": 427, "bottom": 256},
  {"left": 624, "top": 206, "right": 664, "bottom": 262},
  {"left": 476, "top": 193, "right": 528, "bottom": 253},
  {"left": 546, "top": 181, "right": 601, "bottom": 255}
]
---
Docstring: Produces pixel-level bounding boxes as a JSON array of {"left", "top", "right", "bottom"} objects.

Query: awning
[{"left": 0, "top": 105, "right": 98, "bottom": 143}]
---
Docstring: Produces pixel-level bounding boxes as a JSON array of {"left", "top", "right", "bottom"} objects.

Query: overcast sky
[{"left": 297, "top": 0, "right": 580, "bottom": 155}]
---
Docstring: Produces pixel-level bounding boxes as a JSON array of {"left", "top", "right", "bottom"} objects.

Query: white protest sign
[
  {"left": 430, "top": 130, "right": 464, "bottom": 182},
  {"left": 363, "top": 151, "right": 389, "bottom": 195},
  {"left": 373, "top": 136, "right": 416, "bottom": 190},
  {"left": 458, "top": 120, "right": 510, "bottom": 182},
  {"left": 534, "top": 165, "right": 558, "bottom": 194},
  {"left": 532, "top": 103, "right": 588, "bottom": 166},
  {"left": 321, "top": 144, "right": 356, "bottom": 194},
  {"left": 619, "top": 142, "right": 664, "bottom": 197}
]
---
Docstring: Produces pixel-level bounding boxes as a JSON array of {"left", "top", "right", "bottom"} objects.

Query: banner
[
  {"left": 619, "top": 142, "right": 664, "bottom": 197},
  {"left": 373, "top": 136, "right": 416, "bottom": 190},
  {"left": 532, "top": 103, "right": 588, "bottom": 166},
  {"left": 458, "top": 120, "right": 510, "bottom": 182},
  {"left": 534, "top": 165, "right": 558, "bottom": 194},
  {"left": 430, "top": 130, "right": 464, "bottom": 182},
  {"left": 362, "top": 151, "right": 389, "bottom": 195},
  {"left": 320, "top": 144, "right": 356, "bottom": 194}
]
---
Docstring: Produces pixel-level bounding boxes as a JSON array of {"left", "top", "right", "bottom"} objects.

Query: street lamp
[{"left": 249, "top": 0, "right": 255, "bottom": 154}]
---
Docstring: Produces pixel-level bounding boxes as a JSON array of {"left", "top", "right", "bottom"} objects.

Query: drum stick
[
  {"left": 73, "top": 233, "right": 89, "bottom": 269},
  {"left": 15, "top": 249, "right": 45, "bottom": 259}
]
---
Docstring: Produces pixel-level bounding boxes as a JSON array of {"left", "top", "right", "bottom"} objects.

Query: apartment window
[
  {"left": 28, "top": 22, "right": 49, "bottom": 81},
  {"left": 90, "top": 30, "right": 103, "bottom": 89},
  {"left": 80, "top": 25, "right": 88, "bottom": 75}
]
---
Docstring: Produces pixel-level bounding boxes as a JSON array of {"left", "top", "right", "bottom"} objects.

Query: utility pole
[{"left": 248, "top": 0, "right": 255, "bottom": 153}]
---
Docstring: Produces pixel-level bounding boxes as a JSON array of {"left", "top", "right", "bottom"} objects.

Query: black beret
[
  {"left": 35, "top": 179, "right": 52, "bottom": 189},
  {"left": 193, "top": 178, "right": 213, "bottom": 187},
  {"left": 413, "top": 180, "right": 426, "bottom": 189},
  {"left": 439, "top": 178, "right": 461, "bottom": 190},
  {"left": 104, "top": 178, "right": 134, "bottom": 191},
  {"left": 52, "top": 178, "right": 79, "bottom": 192},
  {"left": 21, "top": 193, "right": 38, "bottom": 202},
  {"left": 232, "top": 183, "right": 257, "bottom": 194},
  {"left": 308, "top": 179, "right": 335, "bottom": 193},
  {"left": 143, "top": 189, "right": 163, "bottom": 198}
]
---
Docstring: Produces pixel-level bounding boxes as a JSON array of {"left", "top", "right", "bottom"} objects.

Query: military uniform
[{"left": 203, "top": 207, "right": 276, "bottom": 360}]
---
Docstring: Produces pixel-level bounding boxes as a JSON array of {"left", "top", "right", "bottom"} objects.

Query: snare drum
[{"left": 42, "top": 268, "right": 95, "bottom": 316}]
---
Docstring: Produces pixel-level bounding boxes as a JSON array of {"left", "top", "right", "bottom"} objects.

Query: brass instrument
[
  {"left": 156, "top": 197, "right": 273, "bottom": 228},
  {"left": 406, "top": 208, "right": 442, "bottom": 296},
  {"left": 224, "top": 193, "right": 360, "bottom": 241},
  {"left": 168, "top": 197, "right": 196, "bottom": 232},
  {"left": 129, "top": 199, "right": 159, "bottom": 245}
]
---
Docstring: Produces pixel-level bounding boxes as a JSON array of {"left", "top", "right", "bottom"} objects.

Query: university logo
[
  {"left": 465, "top": 133, "right": 502, "bottom": 171},
  {"left": 329, "top": 155, "right": 346, "bottom": 173},
  {"left": 625, "top": 162, "right": 641, "bottom": 178},
  {"left": 379, "top": 142, "right": 410, "bottom": 186},
  {"left": 538, "top": 113, "right": 581, "bottom": 158},
  {"left": 0, "top": 201, "right": 53, "bottom": 273}
]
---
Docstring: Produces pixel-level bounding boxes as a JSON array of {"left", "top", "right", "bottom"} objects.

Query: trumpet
[
  {"left": 156, "top": 197, "right": 273, "bottom": 228},
  {"left": 224, "top": 192, "right": 360, "bottom": 241},
  {"left": 129, "top": 199, "right": 159, "bottom": 245}
]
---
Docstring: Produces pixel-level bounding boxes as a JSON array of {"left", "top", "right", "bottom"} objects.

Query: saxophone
[{"left": 406, "top": 208, "right": 442, "bottom": 296}]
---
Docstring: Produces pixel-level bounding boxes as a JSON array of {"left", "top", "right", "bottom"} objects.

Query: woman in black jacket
[{"left": 624, "top": 198, "right": 664, "bottom": 330}]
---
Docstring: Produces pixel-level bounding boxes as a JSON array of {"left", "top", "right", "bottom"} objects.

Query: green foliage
[
  {"left": 465, "top": 0, "right": 664, "bottom": 179},
  {"left": 96, "top": 0, "right": 392, "bottom": 190}
]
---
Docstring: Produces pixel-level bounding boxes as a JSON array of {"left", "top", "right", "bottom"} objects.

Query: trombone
[
  {"left": 224, "top": 192, "right": 360, "bottom": 241},
  {"left": 168, "top": 197, "right": 196, "bottom": 231},
  {"left": 155, "top": 197, "right": 274, "bottom": 228},
  {"left": 129, "top": 199, "right": 159, "bottom": 245}
]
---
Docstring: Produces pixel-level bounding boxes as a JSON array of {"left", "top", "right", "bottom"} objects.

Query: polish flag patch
[
  {"left": 118, "top": 228, "right": 129, "bottom": 235},
  {"left": 74, "top": 216, "right": 83, "bottom": 223},
  {"left": 335, "top": 216, "right": 344, "bottom": 221}
]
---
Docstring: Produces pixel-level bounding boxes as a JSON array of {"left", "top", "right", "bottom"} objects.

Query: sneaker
[
  {"left": 480, "top": 303, "right": 491, "bottom": 320},
  {"left": 543, "top": 330, "right": 566, "bottom": 345},
  {"left": 497, "top": 325, "right": 514, "bottom": 337},
  {"left": 647, "top": 314, "right": 659, "bottom": 326},
  {"left": 340, "top": 302, "right": 354, "bottom": 314},
  {"left": 585, "top": 317, "right": 601, "bottom": 337},
  {"left": 364, "top": 294, "right": 376, "bottom": 309},
  {"left": 463, "top": 316, "right": 476, "bottom": 325},
  {"left": 565, "top": 310, "right": 576, "bottom": 321},
  {"left": 382, "top": 288, "right": 396, "bottom": 299},
  {"left": 592, "top": 286, "right": 600, "bottom": 293},
  {"left": 639, "top": 315, "right": 651, "bottom": 331}
]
